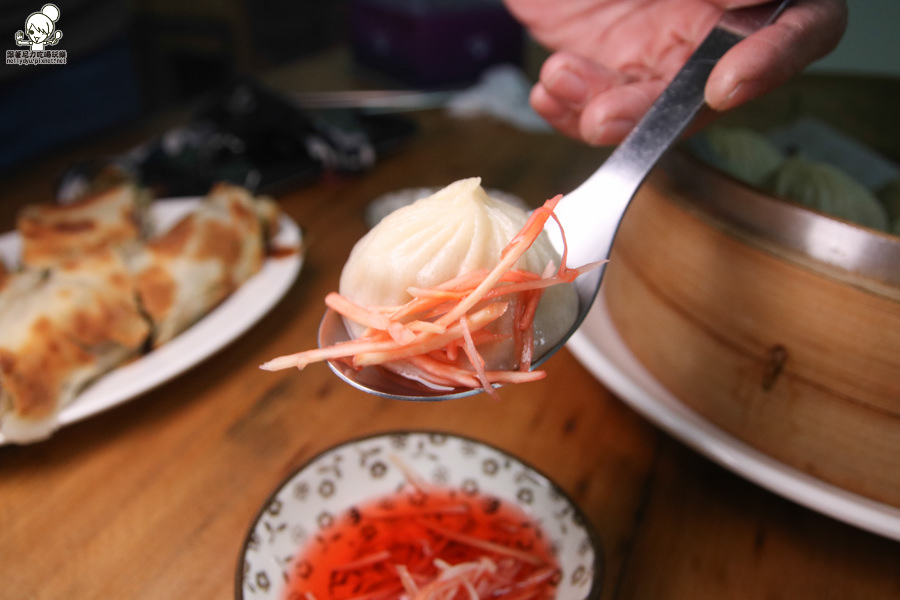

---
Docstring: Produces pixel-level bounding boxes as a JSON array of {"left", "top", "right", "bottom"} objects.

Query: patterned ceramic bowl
[{"left": 236, "top": 431, "right": 603, "bottom": 600}]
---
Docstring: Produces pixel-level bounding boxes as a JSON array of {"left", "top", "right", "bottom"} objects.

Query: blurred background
[{"left": 0, "top": 0, "right": 896, "bottom": 179}]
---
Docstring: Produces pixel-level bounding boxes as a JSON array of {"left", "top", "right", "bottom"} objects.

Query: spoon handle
[
  {"left": 605, "top": 1, "right": 791, "bottom": 191},
  {"left": 556, "top": 0, "right": 792, "bottom": 269}
]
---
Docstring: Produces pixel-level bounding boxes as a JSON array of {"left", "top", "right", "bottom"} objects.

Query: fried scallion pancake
[
  {"left": 0, "top": 250, "right": 150, "bottom": 442},
  {"left": 1, "top": 182, "right": 281, "bottom": 442},
  {"left": 17, "top": 183, "right": 151, "bottom": 269},
  {"left": 130, "top": 183, "right": 277, "bottom": 347}
]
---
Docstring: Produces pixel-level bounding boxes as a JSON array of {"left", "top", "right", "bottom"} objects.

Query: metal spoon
[{"left": 319, "top": 0, "right": 792, "bottom": 400}]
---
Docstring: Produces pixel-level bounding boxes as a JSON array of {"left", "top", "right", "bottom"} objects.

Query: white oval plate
[
  {"left": 0, "top": 198, "right": 303, "bottom": 444},
  {"left": 567, "top": 291, "right": 900, "bottom": 542}
]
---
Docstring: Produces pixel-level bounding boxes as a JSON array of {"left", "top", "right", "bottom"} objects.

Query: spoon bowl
[
  {"left": 319, "top": 0, "right": 792, "bottom": 400},
  {"left": 319, "top": 307, "right": 483, "bottom": 400}
]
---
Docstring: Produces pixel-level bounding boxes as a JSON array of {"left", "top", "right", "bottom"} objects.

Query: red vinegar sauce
[{"left": 284, "top": 484, "right": 560, "bottom": 600}]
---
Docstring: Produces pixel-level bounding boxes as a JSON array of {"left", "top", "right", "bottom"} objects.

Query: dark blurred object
[
  {"left": 56, "top": 77, "right": 417, "bottom": 200},
  {"left": 129, "top": 0, "right": 349, "bottom": 113},
  {"left": 245, "top": 0, "right": 347, "bottom": 65},
  {"left": 0, "top": 1, "right": 352, "bottom": 175},
  {"left": 131, "top": 14, "right": 237, "bottom": 112},
  {"left": 349, "top": 0, "right": 524, "bottom": 87},
  {"left": 0, "top": 35, "right": 142, "bottom": 173}
]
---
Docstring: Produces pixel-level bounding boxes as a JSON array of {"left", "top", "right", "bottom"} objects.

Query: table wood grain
[{"left": 1, "top": 54, "right": 898, "bottom": 599}]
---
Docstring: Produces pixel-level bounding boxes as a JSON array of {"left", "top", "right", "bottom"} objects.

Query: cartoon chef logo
[
  {"left": 6, "top": 3, "right": 66, "bottom": 64},
  {"left": 16, "top": 4, "right": 63, "bottom": 51}
]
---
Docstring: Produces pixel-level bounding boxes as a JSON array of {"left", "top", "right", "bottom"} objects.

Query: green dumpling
[
  {"left": 768, "top": 156, "right": 889, "bottom": 232},
  {"left": 691, "top": 126, "right": 784, "bottom": 187},
  {"left": 876, "top": 178, "right": 900, "bottom": 235}
]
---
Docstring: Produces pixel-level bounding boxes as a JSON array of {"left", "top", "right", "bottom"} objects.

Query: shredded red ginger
[
  {"left": 260, "top": 194, "right": 601, "bottom": 395},
  {"left": 289, "top": 456, "right": 561, "bottom": 600},
  {"left": 323, "top": 553, "right": 560, "bottom": 600}
]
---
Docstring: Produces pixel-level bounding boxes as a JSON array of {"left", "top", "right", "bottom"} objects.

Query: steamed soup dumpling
[
  {"left": 691, "top": 126, "right": 783, "bottom": 187},
  {"left": 876, "top": 178, "right": 900, "bottom": 235},
  {"left": 768, "top": 157, "right": 889, "bottom": 232},
  {"left": 339, "top": 178, "right": 578, "bottom": 369}
]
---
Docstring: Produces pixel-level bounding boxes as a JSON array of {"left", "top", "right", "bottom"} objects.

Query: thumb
[{"left": 705, "top": 0, "right": 847, "bottom": 111}]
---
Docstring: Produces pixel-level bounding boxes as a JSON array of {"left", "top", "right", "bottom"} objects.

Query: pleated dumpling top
[{"left": 340, "top": 178, "right": 577, "bottom": 368}]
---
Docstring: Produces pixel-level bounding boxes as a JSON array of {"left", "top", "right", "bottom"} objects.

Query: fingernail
[
  {"left": 720, "top": 81, "right": 744, "bottom": 110},
  {"left": 715, "top": 79, "right": 763, "bottom": 111},
  {"left": 546, "top": 68, "right": 589, "bottom": 106},
  {"left": 587, "top": 118, "right": 635, "bottom": 146}
]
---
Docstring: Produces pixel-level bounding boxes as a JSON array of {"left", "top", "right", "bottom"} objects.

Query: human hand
[{"left": 504, "top": 0, "right": 848, "bottom": 145}]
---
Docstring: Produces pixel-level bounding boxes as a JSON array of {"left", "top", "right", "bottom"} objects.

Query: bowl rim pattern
[{"left": 234, "top": 429, "right": 605, "bottom": 600}]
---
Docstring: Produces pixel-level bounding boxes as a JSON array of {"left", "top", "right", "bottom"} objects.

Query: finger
[
  {"left": 531, "top": 51, "right": 632, "bottom": 143},
  {"left": 530, "top": 83, "right": 584, "bottom": 141},
  {"left": 706, "top": 0, "right": 779, "bottom": 8},
  {"left": 705, "top": 0, "right": 848, "bottom": 111},
  {"left": 578, "top": 79, "right": 668, "bottom": 146},
  {"left": 538, "top": 51, "right": 627, "bottom": 109}
]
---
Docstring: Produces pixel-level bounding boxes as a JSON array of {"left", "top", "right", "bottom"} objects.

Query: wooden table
[{"left": 1, "top": 53, "right": 899, "bottom": 600}]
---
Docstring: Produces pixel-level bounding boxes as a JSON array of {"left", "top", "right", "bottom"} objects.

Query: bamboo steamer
[{"left": 603, "top": 153, "right": 900, "bottom": 508}]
